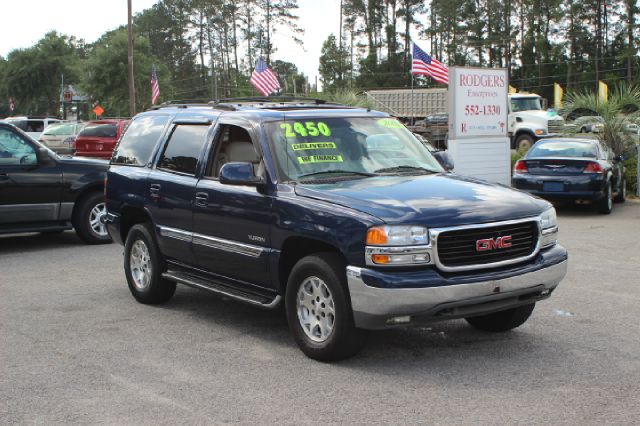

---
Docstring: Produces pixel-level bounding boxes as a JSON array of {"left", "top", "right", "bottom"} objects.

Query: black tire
[
  {"left": 124, "top": 223, "right": 176, "bottom": 304},
  {"left": 465, "top": 303, "right": 536, "bottom": 332},
  {"left": 285, "top": 252, "right": 367, "bottom": 362},
  {"left": 72, "top": 192, "right": 112, "bottom": 244},
  {"left": 614, "top": 177, "right": 626, "bottom": 203},
  {"left": 515, "top": 134, "right": 534, "bottom": 151},
  {"left": 596, "top": 180, "right": 613, "bottom": 214}
]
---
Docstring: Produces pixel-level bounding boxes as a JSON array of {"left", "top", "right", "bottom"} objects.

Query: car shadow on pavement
[
  {"left": 0, "top": 231, "right": 91, "bottom": 254},
  {"left": 156, "top": 286, "right": 567, "bottom": 370}
]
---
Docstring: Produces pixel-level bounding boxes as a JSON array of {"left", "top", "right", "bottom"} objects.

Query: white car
[
  {"left": 39, "top": 122, "right": 86, "bottom": 154},
  {"left": 4, "top": 116, "right": 62, "bottom": 140}
]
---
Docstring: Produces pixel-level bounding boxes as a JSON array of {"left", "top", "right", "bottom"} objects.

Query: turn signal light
[
  {"left": 514, "top": 160, "right": 528, "bottom": 173},
  {"left": 583, "top": 162, "right": 604, "bottom": 174},
  {"left": 371, "top": 254, "right": 390, "bottom": 264},
  {"left": 366, "top": 227, "right": 388, "bottom": 245}
]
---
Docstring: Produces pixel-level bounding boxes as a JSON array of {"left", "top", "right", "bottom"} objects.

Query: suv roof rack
[{"left": 149, "top": 96, "right": 355, "bottom": 112}]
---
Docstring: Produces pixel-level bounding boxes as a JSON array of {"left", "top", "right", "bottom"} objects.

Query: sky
[{"left": 0, "top": 0, "right": 342, "bottom": 84}]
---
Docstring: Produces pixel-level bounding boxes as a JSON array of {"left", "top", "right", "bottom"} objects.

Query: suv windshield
[
  {"left": 265, "top": 117, "right": 443, "bottom": 181},
  {"left": 510, "top": 97, "right": 542, "bottom": 112}
]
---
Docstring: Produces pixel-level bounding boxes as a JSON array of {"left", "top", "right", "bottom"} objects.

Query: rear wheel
[
  {"left": 614, "top": 177, "right": 626, "bottom": 203},
  {"left": 285, "top": 253, "right": 367, "bottom": 362},
  {"left": 515, "top": 134, "right": 534, "bottom": 151},
  {"left": 465, "top": 303, "right": 536, "bottom": 332},
  {"left": 124, "top": 223, "right": 176, "bottom": 304},
  {"left": 73, "top": 192, "right": 112, "bottom": 244},
  {"left": 596, "top": 181, "right": 613, "bottom": 214}
]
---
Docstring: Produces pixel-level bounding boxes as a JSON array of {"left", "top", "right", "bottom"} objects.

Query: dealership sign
[
  {"left": 447, "top": 67, "right": 511, "bottom": 185},
  {"left": 449, "top": 67, "right": 508, "bottom": 139}
]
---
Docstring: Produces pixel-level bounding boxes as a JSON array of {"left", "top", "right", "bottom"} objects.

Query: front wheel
[
  {"left": 73, "top": 192, "right": 112, "bottom": 244},
  {"left": 465, "top": 303, "right": 536, "bottom": 332},
  {"left": 515, "top": 134, "right": 534, "bottom": 151},
  {"left": 614, "top": 177, "right": 626, "bottom": 203},
  {"left": 285, "top": 253, "right": 367, "bottom": 362}
]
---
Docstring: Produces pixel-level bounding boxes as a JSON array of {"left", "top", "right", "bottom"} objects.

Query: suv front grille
[{"left": 436, "top": 221, "right": 539, "bottom": 269}]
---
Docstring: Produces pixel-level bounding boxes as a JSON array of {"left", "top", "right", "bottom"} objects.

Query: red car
[{"left": 74, "top": 119, "right": 129, "bottom": 159}]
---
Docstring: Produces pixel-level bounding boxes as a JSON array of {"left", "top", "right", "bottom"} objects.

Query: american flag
[
  {"left": 411, "top": 43, "right": 449, "bottom": 85},
  {"left": 151, "top": 64, "right": 160, "bottom": 104},
  {"left": 250, "top": 58, "right": 281, "bottom": 96}
]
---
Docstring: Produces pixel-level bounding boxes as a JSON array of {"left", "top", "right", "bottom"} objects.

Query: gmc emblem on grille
[{"left": 476, "top": 236, "right": 513, "bottom": 252}]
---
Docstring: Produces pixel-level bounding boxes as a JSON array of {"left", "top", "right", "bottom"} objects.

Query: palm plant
[{"left": 562, "top": 83, "right": 640, "bottom": 155}]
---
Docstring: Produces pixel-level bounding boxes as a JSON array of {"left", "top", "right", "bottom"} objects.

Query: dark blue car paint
[{"left": 106, "top": 106, "right": 564, "bottom": 297}]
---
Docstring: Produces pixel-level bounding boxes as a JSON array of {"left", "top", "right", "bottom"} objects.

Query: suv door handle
[
  {"left": 150, "top": 183, "right": 161, "bottom": 200},
  {"left": 195, "top": 192, "right": 209, "bottom": 207}
]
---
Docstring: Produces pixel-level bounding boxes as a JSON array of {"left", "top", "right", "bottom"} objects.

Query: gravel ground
[{"left": 1, "top": 200, "right": 639, "bottom": 424}]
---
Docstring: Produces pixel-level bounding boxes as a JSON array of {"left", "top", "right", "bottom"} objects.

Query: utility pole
[{"left": 127, "top": 0, "right": 136, "bottom": 116}]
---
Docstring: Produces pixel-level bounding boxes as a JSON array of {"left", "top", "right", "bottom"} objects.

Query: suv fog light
[{"left": 387, "top": 315, "right": 411, "bottom": 325}]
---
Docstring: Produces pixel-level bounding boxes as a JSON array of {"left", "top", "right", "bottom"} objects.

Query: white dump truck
[{"left": 365, "top": 89, "right": 565, "bottom": 150}]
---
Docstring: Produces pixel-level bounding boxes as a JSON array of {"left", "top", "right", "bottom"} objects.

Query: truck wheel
[
  {"left": 73, "top": 192, "right": 112, "bottom": 244},
  {"left": 596, "top": 181, "right": 613, "bottom": 214},
  {"left": 515, "top": 134, "right": 534, "bottom": 151},
  {"left": 124, "top": 223, "right": 176, "bottom": 304},
  {"left": 285, "top": 253, "right": 367, "bottom": 362},
  {"left": 614, "top": 177, "right": 626, "bottom": 203},
  {"left": 465, "top": 303, "right": 535, "bottom": 332}
]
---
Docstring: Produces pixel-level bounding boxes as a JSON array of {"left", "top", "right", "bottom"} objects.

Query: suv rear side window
[
  {"left": 157, "top": 125, "right": 209, "bottom": 175},
  {"left": 80, "top": 123, "right": 117, "bottom": 138},
  {"left": 112, "top": 115, "right": 169, "bottom": 165}
]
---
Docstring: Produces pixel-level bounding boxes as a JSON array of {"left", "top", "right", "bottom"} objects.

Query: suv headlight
[
  {"left": 365, "top": 226, "right": 432, "bottom": 266},
  {"left": 540, "top": 207, "right": 558, "bottom": 247}
]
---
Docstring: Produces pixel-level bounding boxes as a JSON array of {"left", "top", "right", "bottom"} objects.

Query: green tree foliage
[
  {"left": 319, "top": 35, "right": 350, "bottom": 90},
  {"left": 83, "top": 29, "right": 172, "bottom": 116},
  {"left": 271, "top": 60, "right": 307, "bottom": 94},
  {"left": 1, "top": 32, "right": 79, "bottom": 115}
]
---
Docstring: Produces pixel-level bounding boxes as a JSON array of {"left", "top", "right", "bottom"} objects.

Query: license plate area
[{"left": 543, "top": 181, "right": 564, "bottom": 192}]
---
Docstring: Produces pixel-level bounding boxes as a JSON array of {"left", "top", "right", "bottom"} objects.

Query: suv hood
[{"left": 294, "top": 174, "right": 549, "bottom": 227}]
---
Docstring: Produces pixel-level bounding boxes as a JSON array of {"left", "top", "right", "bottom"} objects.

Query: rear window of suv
[
  {"left": 111, "top": 115, "right": 170, "bottom": 166},
  {"left": 79, "top": 123, "right": 117, "bottom": 138}
]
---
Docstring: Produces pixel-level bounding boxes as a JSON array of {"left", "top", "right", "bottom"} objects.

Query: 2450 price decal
[{"left": 464, "top": 105, "right": 501, "bottom": 116}]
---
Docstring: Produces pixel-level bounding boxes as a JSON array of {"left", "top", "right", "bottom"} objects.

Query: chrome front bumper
[{"left": 346, "top": 257, "right": 568, "bottom": 330}]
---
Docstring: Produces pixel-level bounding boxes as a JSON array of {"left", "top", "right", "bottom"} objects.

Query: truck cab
[{"left": 508, "top": 94, "right": 565, "bottom": 151}]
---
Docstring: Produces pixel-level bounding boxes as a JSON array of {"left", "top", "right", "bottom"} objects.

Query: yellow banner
[
  {"left": 297, "top": 154, "right": 343, "bottom": 164},
  {"left": 508, "top": 85, "right": 517, "bottom": 94},
  {"left": 598, "top": 81, "right": 608, "bottom": 103},
  {"left": 554, "top": 83, "right": 563, "bottom": 111}
]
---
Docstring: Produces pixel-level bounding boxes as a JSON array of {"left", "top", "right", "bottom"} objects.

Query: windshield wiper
[
  {"left": 374, "top": 165, "right": 437, "bottom": 174},
  {"left": 298, "top": 170, "right": 377, "bottom": 180}
]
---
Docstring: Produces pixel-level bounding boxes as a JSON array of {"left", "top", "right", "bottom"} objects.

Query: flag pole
[{"left": 411, "top": 74, "right": 415, "bottom": 126}]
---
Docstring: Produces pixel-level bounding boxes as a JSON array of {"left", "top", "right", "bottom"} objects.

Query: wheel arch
[
  {"left": 119, "top": 205, "right": 154, "bottom": 243},
  {"left": 276, "top": 236, "right": 347, "bottom": 294},
  {"left": 71, "top": 184, "right": 104, "bottom": 220}
]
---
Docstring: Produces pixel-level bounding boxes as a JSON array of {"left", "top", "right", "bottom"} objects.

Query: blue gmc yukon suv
[{"left": 105, "top": 98, "right": 568, "bottom": 361}]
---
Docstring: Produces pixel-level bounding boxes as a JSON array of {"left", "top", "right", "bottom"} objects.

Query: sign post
[{"left": 447, "top": 67, "right": 510, "bottom": 185}]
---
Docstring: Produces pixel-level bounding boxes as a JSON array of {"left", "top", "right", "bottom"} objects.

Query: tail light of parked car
[
  {"left": 583, "top": 162, "right": 604, "bottom": 174},
  {"left": 513, "top": 160, "right": 528, "bottom": 174}
]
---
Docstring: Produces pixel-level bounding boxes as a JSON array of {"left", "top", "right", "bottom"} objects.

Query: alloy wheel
[{"left": 296, "top": 276, "right": 336, "bottom": 343}]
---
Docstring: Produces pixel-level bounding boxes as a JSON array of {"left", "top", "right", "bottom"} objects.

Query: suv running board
[{"left": 162, "top": 271, "right": 282, "bottom": 309}]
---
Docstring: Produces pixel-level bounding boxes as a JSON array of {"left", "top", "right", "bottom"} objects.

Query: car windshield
[
  {"left": 511, "top": 97, "right": 542, "bottom": 112},
  {"left": 43, "top": 123, "right": 76, "bottom": 136},
  {"left": 265, "top": 117, "right": 444, "bottom": 181},
  {"left": 528, "top": 141, "right": 598, "bottom": 158},
  {"left": 80, "top": 123, "right": 117, "bottom": 138}
]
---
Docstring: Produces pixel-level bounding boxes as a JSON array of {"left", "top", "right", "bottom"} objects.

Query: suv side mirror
[
  {"left": 219, "top": 162, "right": 265, "bottom": 186},
  {"left": 432, "top": 151, "right": 454, "bottom": 171},
  {"left": 36, "top": 147, "right": 51, "bottom": 164}
]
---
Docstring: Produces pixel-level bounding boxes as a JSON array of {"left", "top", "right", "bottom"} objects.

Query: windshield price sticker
[
  {"left": 377, "top": 118, "right": 404, "bottom": 129},
  {"left": 297, "top": 154, "right": 343, "bottom": 164},
  {"left": 291, "top": 142, "right": 337, "bottom": 151},
  {"left": 281, "top": 122, "right": 332, "bottom": 138}
]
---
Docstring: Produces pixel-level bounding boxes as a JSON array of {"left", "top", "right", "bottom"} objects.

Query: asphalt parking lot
[{"left": 1, "top": 201, "right": 639, "bottom": 424}]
